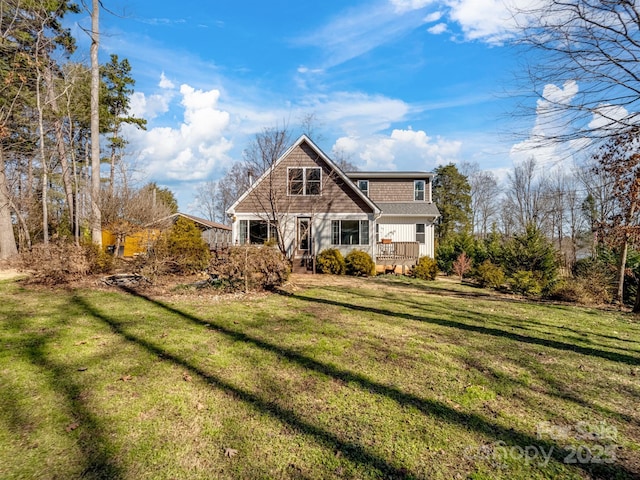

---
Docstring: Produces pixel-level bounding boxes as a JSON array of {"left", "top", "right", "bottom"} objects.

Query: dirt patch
[{"left": 0, "top": 269, "right": 27, "bottom": 281}]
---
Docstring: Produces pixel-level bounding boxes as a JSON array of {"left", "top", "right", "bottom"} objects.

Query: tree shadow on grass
[
  {"left": 69, "top": 293, "right": 414, "bottom": 480},
  {"left": 4, "top": 315, "right": 124, "bottom": 479},
  {"left": 319, "top": 284, "right": 640, "bottom": 427},
  {"left": 71, "top": 286, "right": 640, "bottom": 480},
  {"left": 324, "top": 285, "right": 640, "bottom": 356},
  {"left": 295, "top": 288, "right": 640, "bottom": 368}
]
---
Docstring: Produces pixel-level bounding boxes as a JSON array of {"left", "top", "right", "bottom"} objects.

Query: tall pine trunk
[
  {"left": 35, "top": 68, "right": 49, "bottom": 245},
  {"left": 90, "top": 0, "right": 102, "bottom": 246}
]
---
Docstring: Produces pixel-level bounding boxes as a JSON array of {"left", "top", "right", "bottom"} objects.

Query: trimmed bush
[
  {"left": 412, "top": 256, "right": 438, "bottom": 281},
  {"left": 316, "top": 248, "right": 346, "bottom": 275},
  {"left": 209, "top": 245, "right": 290, "bottom": 292},
  {"left": 475, "top": 260, "right": 505, "bottom": 289},
  {"left": 345, "top": 250, "right": 375, "bottom": 277}
]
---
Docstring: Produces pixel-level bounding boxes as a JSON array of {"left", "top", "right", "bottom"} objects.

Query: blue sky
[{"left": 69, "top": 0, "right": 556, "bottom": 212}]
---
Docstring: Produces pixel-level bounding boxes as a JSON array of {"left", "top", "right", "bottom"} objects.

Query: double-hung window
[
  {"left": 414, "top": 180, "right": 425, "bottom": 201},
  {"left": 357, "top": 180, "right": 369, "bottom": 197},
  {"left": 416, "top": 224, "right": 426, "bottom": 244},
  {"left": 288, "top": 167, "right": 321, "bottom": 196},
  {"left": 331, "top": 220, "right": 369, "bottom": 245}
]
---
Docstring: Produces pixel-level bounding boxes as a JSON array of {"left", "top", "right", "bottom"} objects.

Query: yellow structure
[
  {"left": 101, "top": 229, "right": 160, "bottom": 257},
  {"left": 101, "top": 213, "right": 232, "bottom": 257}
]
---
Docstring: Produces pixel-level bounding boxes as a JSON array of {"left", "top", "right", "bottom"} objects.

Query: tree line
[
  {"left": 432, "top": 135, "right": 640, "bottom": 311},
  {"left": 0, "top": 1, "right": 176, "bottom": 261}
]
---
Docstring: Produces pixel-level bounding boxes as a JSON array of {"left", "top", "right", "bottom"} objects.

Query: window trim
[
  {"left": 357, "top": 179, "right": 369, "bottom": 197},
  {"left": 416, "top": 223, "right": 426, "bottom": 244},
  {"left": 414, "top": 180, "right": 425, "bottom": 201},
  {"left": 287, "top": 167, "right": 322, "bottom": 196},
  {"left": 331, "top": 220, "right": 370, "bottom": 246},
  {"left": 238, "top": 219, "right": 278, "bottom": 245}
]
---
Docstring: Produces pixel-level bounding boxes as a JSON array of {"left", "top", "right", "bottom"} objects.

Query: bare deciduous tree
[
  {"left": 101, "top": 184, "right": 173, "bottom": 257},
  {"left": 504, "top": 158, "right": 549, "bottom": 234},
  {"left": 461, "top": 162, "right": 500, "bottom": 238},
  {"left": 194, "top": 180, "right": 221, "bottom": 223},
  {"left": 591, "top": 130, "right": 640, "bottom": 308},
  {"left": 513, "top": 0, "right": 640, "bottom": 144}
]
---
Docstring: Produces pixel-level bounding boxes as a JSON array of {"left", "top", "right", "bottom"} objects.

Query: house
[
  {"left": 102, "top": 212, "right": 231, "bottom": 257},
  {"left": 226, "top": 135, "right": 439, "bottom": 272}
]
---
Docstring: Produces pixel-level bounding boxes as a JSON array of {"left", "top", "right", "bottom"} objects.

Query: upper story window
[
  {"left": 288, "top": 167, "right": 321, "bottom": 196},
  {"left": 357, "top": 180, "right": 369, "bottom": 197},
  {"left": 414, "top": 180, "right": 425, "bottom": 201}
]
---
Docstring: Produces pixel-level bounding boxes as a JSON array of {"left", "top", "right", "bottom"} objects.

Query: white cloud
[
  {"left": 127, "top": 73, "right": 178, "bottom": 120},
  {"left": 424, "top": 11, "right": 443, "bottom": 22},
  {"left": 295, "top": 2, "right": 431, "bottom": 68},
  {"left": 428, "top": 22, "right": 448, "bottom": 34},
  {"left": 510, "top": 80, "right": 581, "bottom": 167},
  {"left": 333, "top": 128, "right": 462, "bottom": 170},
  {"left": 588, "top": 104, "right": 629, "bottom": 135},
  {"left": 129, "top": 91, "right": 173, "bottom": 120},
  {"left": 126, "top": 84, "right": 233, "bottom": 182},
  {"left": 390, "top": 0, "right": 436, "bottom": 13},
  {"left": 312, "top": 92, "right": 409, "bottom": 136},
  {"left": 159, "top": 72, "right": 175, "bottom": 89}
]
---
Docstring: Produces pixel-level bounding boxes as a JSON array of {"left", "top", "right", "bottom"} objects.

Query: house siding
[
  {"left": 377, "top": 216, "right": 435, "bottom": 258},
  {"left": 234, "top": 143, "right": 372, "bottom": 215},
  {"left": 366, "top": 178, "right": 432, "bottom": 203}
]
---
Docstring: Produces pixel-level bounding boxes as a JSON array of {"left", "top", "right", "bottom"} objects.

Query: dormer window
[
  {"left": 288, "top": 167, "right": 321, "bottom": 196},
  {"left": 357, "top": 180, "right": 369, "bottom": 197},
  {"left": 414, "top": 180, "right": 425, "bottom": 201}
]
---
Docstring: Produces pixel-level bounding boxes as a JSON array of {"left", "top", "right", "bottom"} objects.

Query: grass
[{"left": 1, "top": 274, "right": 639, "bottom": 479}]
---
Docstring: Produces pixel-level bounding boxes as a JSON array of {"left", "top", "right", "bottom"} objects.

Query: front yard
[{"left": 0, "top": 274, "right": 639, "bottom": 479}]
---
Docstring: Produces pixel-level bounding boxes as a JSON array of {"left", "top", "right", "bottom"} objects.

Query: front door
[{"left": 297, "top": 217, "right": 311, "bottom": 253}]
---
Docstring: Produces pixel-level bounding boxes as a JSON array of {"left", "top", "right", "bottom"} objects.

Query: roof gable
[{"left": 227, "top": 135, "right": 380, "bottom": 215}]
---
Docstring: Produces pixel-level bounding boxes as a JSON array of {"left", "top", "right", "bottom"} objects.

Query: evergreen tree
[
  {"left": 101, "top": 54, "right": 147, "bottom": 197},
  {"left": 502, "top": 223, "right": 558, "bottom": 292},
  {"left": 432, "top": 164, "right": 472, "bottom": 242}
]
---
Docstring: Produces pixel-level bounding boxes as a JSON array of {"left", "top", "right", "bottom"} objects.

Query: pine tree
[{"left": 432, "top": 164, "right": 472, "bottom": 242}]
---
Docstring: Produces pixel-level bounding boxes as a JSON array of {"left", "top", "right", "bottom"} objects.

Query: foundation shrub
[
  {"left": 345, "top": 250, "right": 376, "bottom": 277},
  {"left": 316, "top": 248, "right": 346, "bottom": 275}
]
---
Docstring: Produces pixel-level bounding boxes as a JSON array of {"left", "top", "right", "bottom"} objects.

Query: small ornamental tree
[{"left": 452, "top": 252, "right": 472, "bottom": 282}]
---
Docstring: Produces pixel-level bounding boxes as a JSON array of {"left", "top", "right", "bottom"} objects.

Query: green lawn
[{"left": 1, "top": 275, "right": 639, "bottom": 479}]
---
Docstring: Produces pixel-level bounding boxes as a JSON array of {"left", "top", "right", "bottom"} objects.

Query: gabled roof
[
  {"left": 226, "top": 135, "right": 381, "bottom": 215},
  {"left": 152, "top": 212, "right": 231, "bottom": 231}
]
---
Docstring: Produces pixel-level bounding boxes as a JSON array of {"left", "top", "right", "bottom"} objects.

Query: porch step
[{"left": 291, "top": 257, "right": 314, "bottom": 274}]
